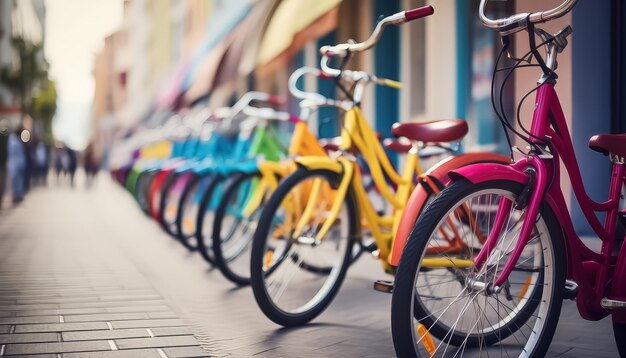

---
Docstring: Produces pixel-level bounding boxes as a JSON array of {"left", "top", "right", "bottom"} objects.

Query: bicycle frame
[
  {"left": 240, "top": 120, "right": 327, "bottom": 218},
  {"left": 450, "top": 82, "right": 626, "bottom": 322},
  {"left": 294, "top": 106, "right": 421, "bottom": 273}
]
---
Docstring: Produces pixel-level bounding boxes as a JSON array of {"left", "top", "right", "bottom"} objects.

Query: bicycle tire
[
  {"left": 158, "top": 172, "right": 180, "bottom": 237},
  {"left": 212, "top": 171, "right": 261, "bottom": 286},
  {"left": 391, "top": 179, "right": 565, "bottom": 357},
  {"left": 195, "top": 174, "right": 222, "bottom": 265},
  {"left": 250, "top": 167, "right": 358, "bottom": 327},
  {"left": 175, "top": 172, "right": 201, "bottom": 251}
]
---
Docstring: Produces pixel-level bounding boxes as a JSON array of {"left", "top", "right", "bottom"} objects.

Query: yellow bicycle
[{"left": 248, "top": 5, "right": 512, "bottom": 327}]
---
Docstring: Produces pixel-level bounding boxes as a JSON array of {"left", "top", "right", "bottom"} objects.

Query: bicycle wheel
[
  {"left": 175, "top": 172, "right": 202, "bottom": 251},
  {"left": 195, "top": 174, "right": 222, "bottom": 265},
  {"left": 250, "top": 168, "right": 358, "bottom": 327},
  {"left": 391, "top": 179, "right": 565, "bottom": 357},
  {"left": 212, "top": 171, "right": 262, "bottom": 285},
  {"left": 135, "top": 170, "right": 156, "bottom": 214},
  {"left": 158, "top": 172, "right": 181, "bottom": 237}
]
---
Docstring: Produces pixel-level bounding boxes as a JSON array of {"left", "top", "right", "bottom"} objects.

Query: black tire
[
  {"left": 613, "top": 322, "right": 626, "bottom": 357},
  {"left": 212, "top": 171, "right": 261, "bottom": 286},
  {"left": 157, "top": 172, "right": 180, "bottom": 237},
  {"left": 175, "top": 172, "right": 202, "bottom": 251},
  {"left": 195, "top": 174, "right": 222, "bottom": 265},
  {"left": 391, "top": 179, "right": 566, "bottom": 357},
  {"left": 136, "top": 170, "right": 156, "bottom": 215},
  {"left": 250, "top": 168, "right": 358, "bottom": 327}
]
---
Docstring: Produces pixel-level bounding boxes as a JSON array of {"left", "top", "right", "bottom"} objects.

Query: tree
[
  {"left": 32, "top": 80, "right": 57, "bottom": 145},
  {"left": 0, "top": 36, "right": 49, "bottom": 119}
]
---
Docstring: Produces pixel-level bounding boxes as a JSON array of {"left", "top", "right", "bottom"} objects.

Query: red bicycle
[{"left": 391, "top": 0, "right": 626, "bottom": 356}]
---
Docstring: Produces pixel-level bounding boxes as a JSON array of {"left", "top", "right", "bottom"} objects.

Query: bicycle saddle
[
  {"left": 391, "top": 119, "right": 468, "bottom": 143},
  {"left": 383, "top": 138, "right": 412, "bottom": 153},
  {"left": 589, "top": 134, "right": 626, "bottom": 159}
]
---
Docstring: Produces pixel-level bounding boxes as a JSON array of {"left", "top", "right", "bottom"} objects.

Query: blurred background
[{"left": 0, "top": 0, "right": 624, "bottom": 233}]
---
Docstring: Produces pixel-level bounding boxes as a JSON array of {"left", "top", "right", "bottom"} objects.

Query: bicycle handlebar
[
  {"left": 479, "top": 0, "right": 577, "bottom": 35},
  {"left": 319, "top": 5, "right": 433, "bottom": 57},
  {"left": 319, "top": 56, "right": 402, "bottom": 90}
]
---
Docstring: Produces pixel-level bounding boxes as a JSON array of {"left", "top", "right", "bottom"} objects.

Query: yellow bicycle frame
[
  {"left": 241, "top": 121, "right": 328, "bottom": 218},
  {"left": 294, "top": 107, "right": 424, "bottom": 273}
]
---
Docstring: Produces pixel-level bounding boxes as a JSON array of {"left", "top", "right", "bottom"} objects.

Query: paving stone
[
  {"left": 99, "top": 294, "right": 162, "bottom": 301},
  {"left": 63, "top": 349, "right": 163, "bottom": 358},
  {"left": 111, "top": 318, "right": 186, "bottom": 329},
  {"left": 3, "top": 340, "right": 111, "bottom": 355},
  {"left": 13, "top": 321, "right": 109, "bottom": 333},
  {"left": 0, "top": 332, "right": 58, "bottom": 344},
  {"left": 15, "top": 307, "right": 109, "bottom": 317},
  {"left": 115, "top": 335, "right": 198, "bottom": 349},
  {"left": 103, "top": 305, "right": 172, "bottom": 314},
  {"left": 0, "top": 315, "right": 60, "bottom": 324},
  {"left": 62, "top": 328, "right": 152, "bottom": 341},
  {"left": 63, "top": 312, "right": 149, "bottom": 322},
  {"left": 57, "top": 299, "right": 167, "bottom": 309},
  {"left": 162, "top": 346, "right": 211, "bottom": 358},
  {"left": 150, "top": 326, "right": 193, "bottom": 337},
  {"left": 146, "top": 311, "right": 178, "bottom": 319}
]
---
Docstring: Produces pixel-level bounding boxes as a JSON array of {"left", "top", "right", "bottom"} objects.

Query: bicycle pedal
[
  {"left": 601, "top": 298, "right": 626, "bottom": 309},
  {"left": 373, "top": 280, "right": 393, "bottom": 294},
  {"left": 564, "top": 279, "right": 579, "bottom": 300}
]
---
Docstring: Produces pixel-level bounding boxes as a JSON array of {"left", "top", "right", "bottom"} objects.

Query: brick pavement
[{"left": 0, "top": 177, "right": 620, "bottom": 357}]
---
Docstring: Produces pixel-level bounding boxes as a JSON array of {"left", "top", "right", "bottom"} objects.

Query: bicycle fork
[{"left": 472, "top": 156, "right": 548, "bottom": 292}]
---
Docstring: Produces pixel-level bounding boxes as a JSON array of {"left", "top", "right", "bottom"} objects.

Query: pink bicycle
[{"left": 391, "top": 0, "right": 626, "bottom": 356}]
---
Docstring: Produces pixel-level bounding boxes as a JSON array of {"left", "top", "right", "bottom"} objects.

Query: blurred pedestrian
[
  {"left": 7, "top": 128, "right": 26, "bottom": 203},
  {"left": 0, "top": 131, "right": 7, "bottom": 208},
  {"left": 84, "top": 142, "right": 99, "bottom": 186},
  {"left": 33, "top": 140, "right": 48, "bottom": 185},
  {"left": 66, "top": 146, "right": 77, "bottom": 187}
]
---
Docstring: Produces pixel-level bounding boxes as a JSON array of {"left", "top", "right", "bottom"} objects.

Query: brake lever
[{"left": 553, "top": 25, "right": 572, "bottom": 53}]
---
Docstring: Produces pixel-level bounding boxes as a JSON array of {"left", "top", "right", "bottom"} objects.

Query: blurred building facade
[
  {"left": 0, "top": 0, "right": 47, "bottom": 132},
  {"left": 92, "top": 0, "right": 625, "bottom": 233}
]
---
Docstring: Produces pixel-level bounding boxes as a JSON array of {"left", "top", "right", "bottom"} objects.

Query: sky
[{"left": 45, "top": 0, "right": 123, "bottom": 150}]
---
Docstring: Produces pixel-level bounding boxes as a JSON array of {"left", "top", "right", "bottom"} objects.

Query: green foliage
[
  {"left": 32, "top": 80, "right": 57, "bottom": 145},
  {"left": 0, "top": 36, "right": 49, "bottom": 113}
]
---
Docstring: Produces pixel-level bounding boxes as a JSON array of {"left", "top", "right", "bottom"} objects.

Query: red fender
[{"left": 389, "top": 153, "right": 511, "bottom": 266}]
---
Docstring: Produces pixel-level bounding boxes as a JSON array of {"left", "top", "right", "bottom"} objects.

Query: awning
[
  {"left": 237, "top": 0, "right": 280, "bottom": 77},
  {"left": 256, "top": 0, "right": 342, "bottom": 74},
  {"left": 183, "top": 0, "right": 278, "bottom": 105},
  {"left": 181, "top": 0, "right": 253, "bottom": 91},
  {"left": 214, "top": 0, "right": 278, "bottom": 87},
  {"left": 153, "top": 62, "right": 190, "bottom": 110},
  {"left": 182, "top": 40, "right": 231, "bottom": 106}
]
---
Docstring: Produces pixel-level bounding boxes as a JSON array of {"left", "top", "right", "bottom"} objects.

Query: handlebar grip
[{"left": 405, "top": 5, "right": 434, "bottom": 22}]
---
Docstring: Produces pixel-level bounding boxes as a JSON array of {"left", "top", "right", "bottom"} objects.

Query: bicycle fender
[
  {"left": 389, "top": 153, "right": 511, "bottom": 267},
  {"left": 295, "top": 156, "right": 343, "bottom": 174},
  {"left": 448, "top": 162, "right": 529, "bottom": 185}
]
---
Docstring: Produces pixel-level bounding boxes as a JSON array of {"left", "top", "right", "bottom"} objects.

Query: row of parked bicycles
[{"left": 110, "top": 0, "right": 626, "bottom": 356}]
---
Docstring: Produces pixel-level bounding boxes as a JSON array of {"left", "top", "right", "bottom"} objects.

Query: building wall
[
  {"left": 147, "top": 0, "right": 173, "bottom": 93},
  {"left": 0, "top": 0, "right": 16, "bottom": 109},
  {"left": 182, "top": 0, "right": 212, "bottom": 60},
  {"left": 515, "top": 0, "right": 573, "bottom": 209}
]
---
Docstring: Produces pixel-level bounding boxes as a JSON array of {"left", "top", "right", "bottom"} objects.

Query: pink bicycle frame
[{"left": 449, "top": 82, "right": 626, "bottom": 322}]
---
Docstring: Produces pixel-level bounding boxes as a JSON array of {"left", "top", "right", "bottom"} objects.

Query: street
[{"left": 0, "top": 175, "right": 620, "bottom": 357}]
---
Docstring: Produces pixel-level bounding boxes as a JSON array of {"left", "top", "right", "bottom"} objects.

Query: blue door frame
[{"left": 373, "top": 0, "right": 401, "bottom": 164}]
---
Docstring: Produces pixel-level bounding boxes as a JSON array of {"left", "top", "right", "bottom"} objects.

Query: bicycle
[
  {"left": 391, "top": 1, "right": 626, "bottom": 356},
  {"left": 210, "top": 67, "right": 354, "bottom": 285},
  {"left": 193, "top": 93, "right": 291, "bottom": 264},
  {"left": 249, "top": 5, "right": 511, "bottom": 327}
]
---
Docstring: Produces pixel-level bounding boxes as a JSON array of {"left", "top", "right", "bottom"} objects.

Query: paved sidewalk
[{"left": 0, "top": 176, "right": 620, "bottom": 357}]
